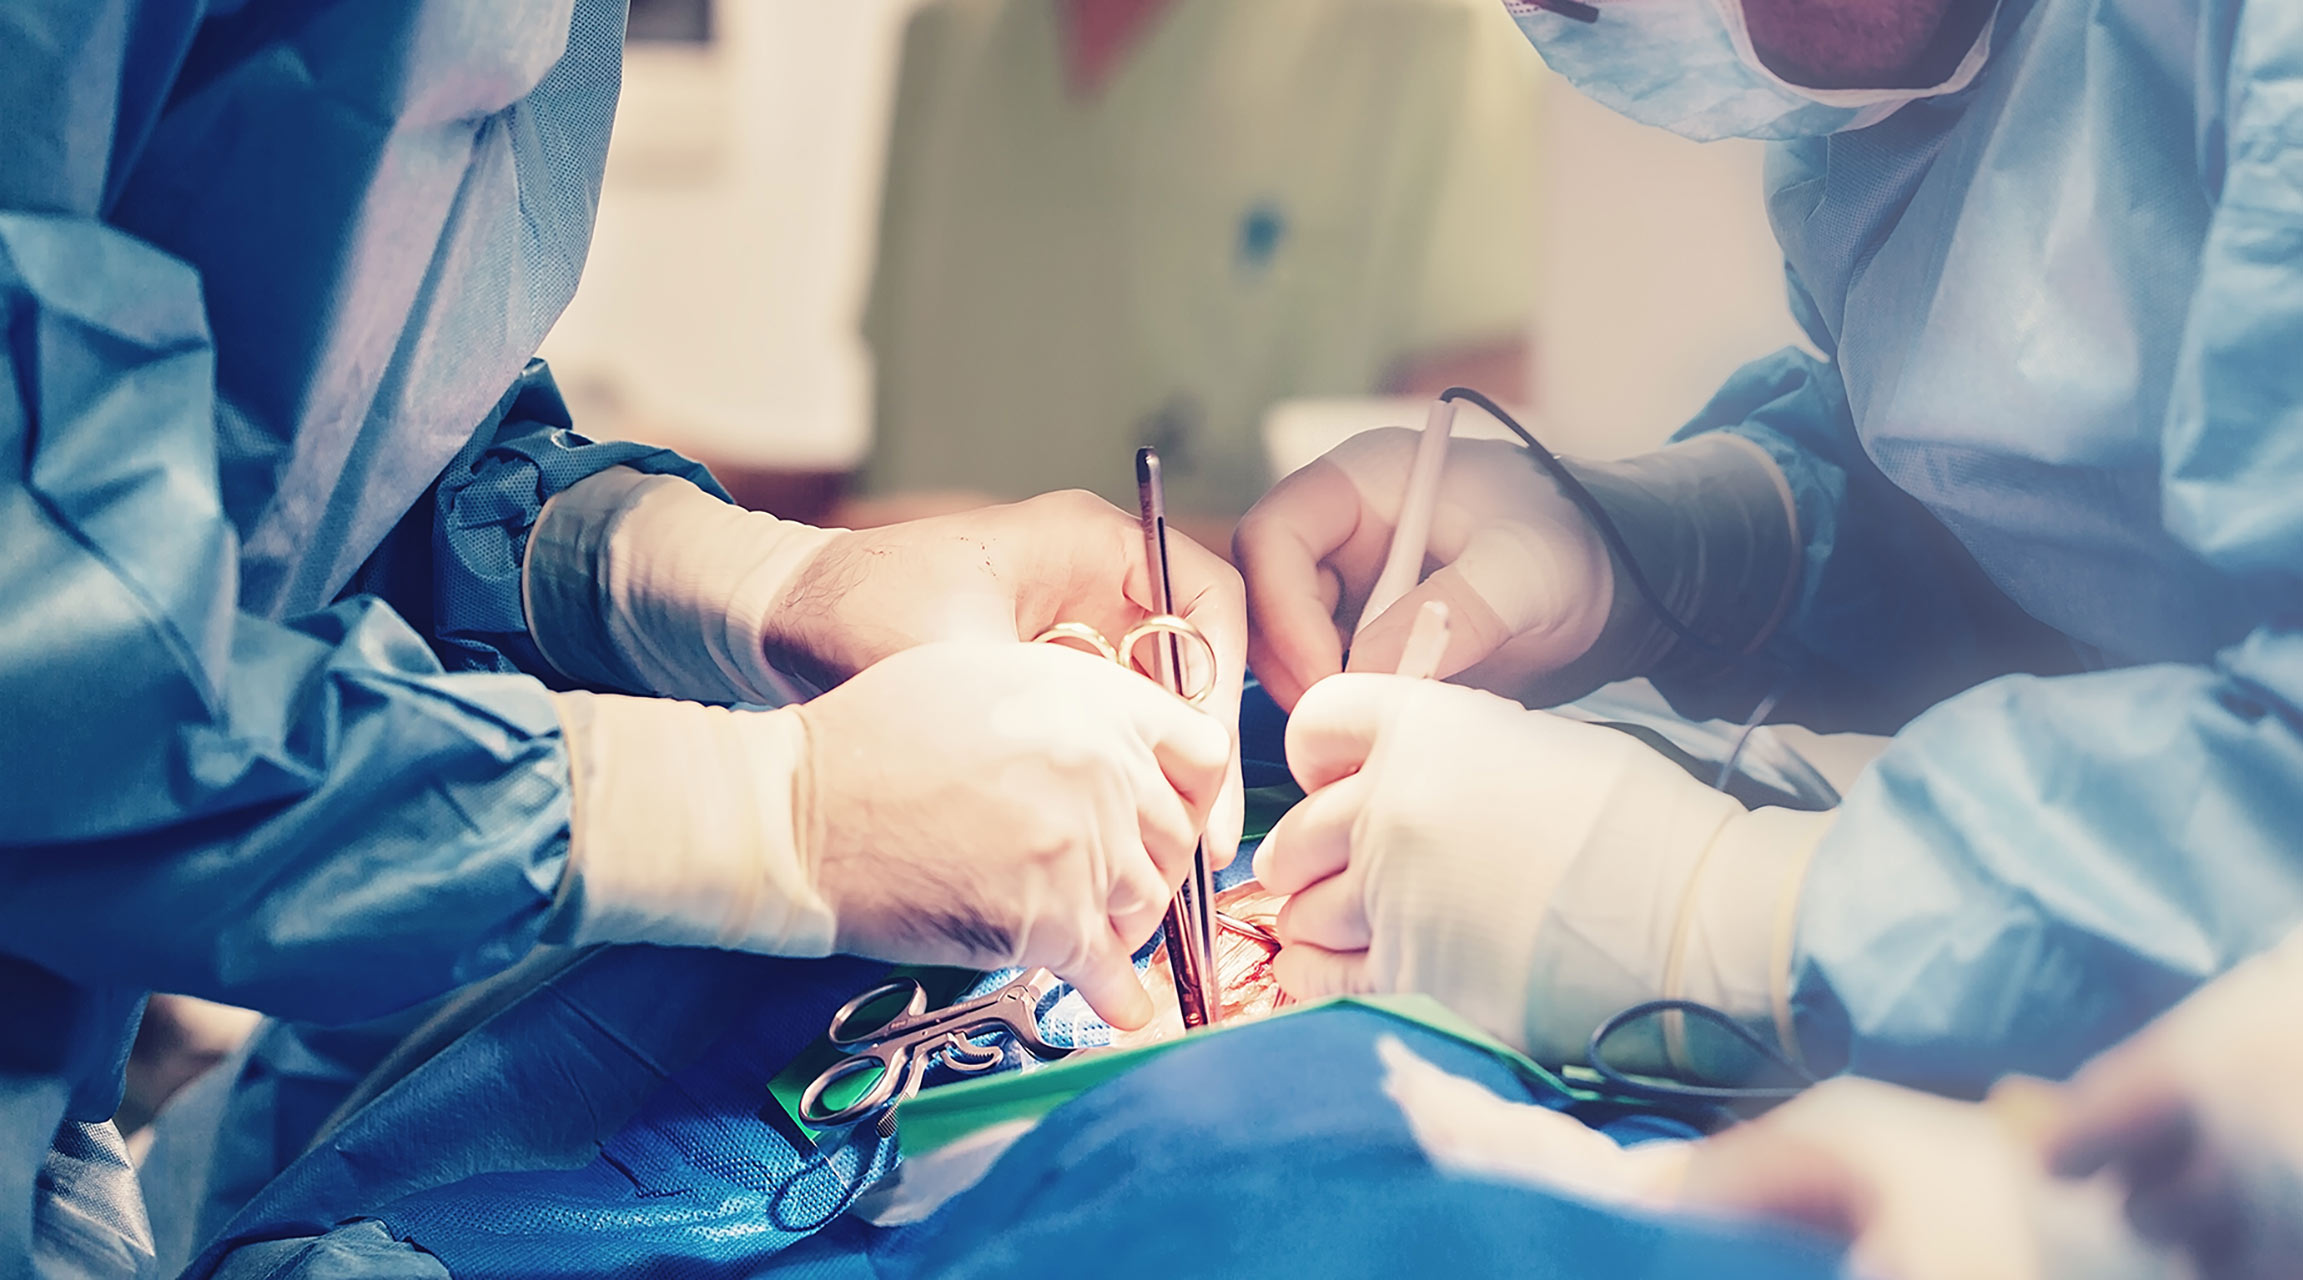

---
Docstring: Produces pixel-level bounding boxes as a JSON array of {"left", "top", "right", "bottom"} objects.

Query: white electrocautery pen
[
  {"left": 1392, "top": 599, "right": 1452, "bottom": 682},
  {"left": 1352, "top": 397, "right": 1459, "bottom": 644}
]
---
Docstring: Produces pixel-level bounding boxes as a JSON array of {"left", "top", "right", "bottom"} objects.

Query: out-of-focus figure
[
  {"left": 1243, "top": 0, "right": 2303, "bottom": 1100},
  {"left": 856, "top": 0, "right": 1544, "bottom": 527}
]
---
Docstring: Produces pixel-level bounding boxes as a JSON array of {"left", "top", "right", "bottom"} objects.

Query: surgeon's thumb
[{"left": 1065, "top": 941, "right": 1155, "bottom": 1032}]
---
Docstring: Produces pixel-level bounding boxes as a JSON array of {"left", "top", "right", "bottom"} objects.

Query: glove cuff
[
  {"left": 549, "top": 689, "right": 837, "bottom": 954},
  {"left": 524, "top": 468, "right": 841, "bottom": 704},
  {"left": 1522, "top": 778, "right": 1828, "bottom": 1083},
  {"left": 1665, "top": 805, "right": 1830, "bottom": 1081},
  {"left": 1565, "top": 433, "right": 1801, "bottom": 685},
  {"left": 1517, "top": 768, "right": 1742, "bottom": 1068}
]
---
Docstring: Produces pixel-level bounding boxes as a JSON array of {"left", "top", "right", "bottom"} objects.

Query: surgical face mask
[{"left": 1503, "top": 0, "right": 1993, "bottom": 142}]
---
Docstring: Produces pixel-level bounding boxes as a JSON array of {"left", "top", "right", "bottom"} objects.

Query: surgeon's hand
[
  {"left": 553, "top": 642, "right": 1232, "bottom": 1030},
  {"left": 1255, "top": 674, "right": 1826, "bottom": 1073},
  {"left": 1233, "top": 428, "right": 1797, "bottom": 711},
  {"left": 1236, "top": 429, "right": 1613, "bottom": 710},
  {"left": 1674, "top": 1078, "right": 2167, "bottom": 1280},
  {"left": 762, "top": 490, "right": 1235, "bottom": 696},
  {"left": 526, "top": 473, "right": 1247, "bottom": 868},
  {"left": 2044, "top": 928, "right": 2303, "bottom": 1280},
  {"left": 768, "top": 491, "right": 1247, "bottom": 868}
]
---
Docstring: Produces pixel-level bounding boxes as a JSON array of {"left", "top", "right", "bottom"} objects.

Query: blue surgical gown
[
  {"left": 0, "top": 2, "right": 719, "bottom": 1274},
  {"left": 1653, "top": 0, "right": 2303, "bottom": 1093}
]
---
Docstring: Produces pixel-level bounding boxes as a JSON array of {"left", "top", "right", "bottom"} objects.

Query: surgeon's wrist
[
  {"left": 1563, "top": 434, "right": 1801, "bottom": 686},
  {"left": 549, "top": 689, "right": 837, "bottom": 954},
  {"left": 1513, "top": 776, "right": 1826, "bottom": 1084},
  {"left": 1514, "top": 775, "right": 1747, "bottom": 1070},
  {"left": 749, "top": 530, "right": 881, "bottom": 693},
  {"left": 1667, "top": 806, "right": 1829, "bottom": 1083},
  {"left": 525, "top": 469, "right": 840, "bottom": 705}
]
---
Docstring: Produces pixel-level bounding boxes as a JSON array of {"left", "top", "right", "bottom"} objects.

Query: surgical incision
[{"left": 1115, "top": 882, "right": 1292, "bottom": 1046}]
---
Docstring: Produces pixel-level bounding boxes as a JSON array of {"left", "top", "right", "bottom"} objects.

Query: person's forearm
[
  {"left": 1784, "top": 629, "right": 2303, "bottom": 1095},
  {"left": 416, "top": 362, "right": 731, "bottom": 682},
  {"left": 521, "top": 467, "right": 838, "bottom": 705},
  {"left": 1656, "top": 348, "right": 2071, "bottom": 733},
  {"left": 0, "top": 216, "right": 572, "bottom": 1021}
]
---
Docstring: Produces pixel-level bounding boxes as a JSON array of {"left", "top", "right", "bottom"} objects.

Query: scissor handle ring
[
  {"left": 1118, "top": 615, "right": 1219, "bottom": 707},
  {"left": 799, "top": 1050, "right": 903, "bottom": 1128},
  {"left": 1031, "top": 621, "right": 1121, "bottom": 664},
  {"left": 826, "top": 979, "right": 930, "bottom": 1047}
]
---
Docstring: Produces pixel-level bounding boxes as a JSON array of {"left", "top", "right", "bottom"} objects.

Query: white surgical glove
[
  {"left": 2045, "top": 925, "right": 2303, "bottom": 1280},
  {"left": 1235, "top": 428, "right": 1798, "bottom": 710},
  {"left": 524, "top": 467, "right": 841, "bottom": 706},
  {"left": 551, "top": 640, "right": 1232, "bottom": 1030},
  {"left": 1255, "top": 673, "right": 1828, "bottom": 1079},
  {"left": 523, "top": 470, "right": 1248, "bottom": 865}
]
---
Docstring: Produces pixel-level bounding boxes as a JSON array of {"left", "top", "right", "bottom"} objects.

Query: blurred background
[{"left": 542, "top": 0, "right": 1812, "bottom": 548}]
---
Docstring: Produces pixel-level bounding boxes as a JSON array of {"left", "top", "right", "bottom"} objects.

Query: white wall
[
  {"left": 550, "top": 9, "right": 1808, "bottom": 474},
  {"left": 541, "top": 0, "right": 916, "bottom": 469},
  {"left": 1528, "top": 72, "right": 1811, "bottom": 460},
  {"left": 1268, "top": 67, "right": 1810, "bottom": 473}
]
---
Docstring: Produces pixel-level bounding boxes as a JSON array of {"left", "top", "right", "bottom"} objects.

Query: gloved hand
[
  {"left": 1254, "top": 673, "right": 1828, "bottom": 1077},
  {"left": 1675, "top": 1078, "right": 2171, "bottom": 1280},
  {"left": 550, "top": 641, "right": 1232, "bottom": 1030},
  {"left": 524, "top": 470, "right": 1248, "bottom": 862},
  {"left": 1232, "top": 427, "right": 1799, "bottom": 710},
  {"left": 2044, "top": 926, "right": 2303, "bottom": 1280}
]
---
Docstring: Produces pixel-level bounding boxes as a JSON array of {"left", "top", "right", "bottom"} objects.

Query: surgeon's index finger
[
  {"left": 1281, "top": 672, "right": 1415, "bottom": 793},
  {"left": 1164, "top": 528, "right": 1248, "bottom": 870},
  {"left": 1118, "top": 674, "right": 1233, "bottom": 830},
  {"left": 1235, "top": 460, "right": 1363, "bottom": 710},
  {"left": 1164, "top": 523, "right": 1247, "bottom": 699}
]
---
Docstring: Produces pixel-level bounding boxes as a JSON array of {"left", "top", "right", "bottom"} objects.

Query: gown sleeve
[
  {"left": 0, "top": 213, "right": 586, "bottom": 1023},
  {"left": 348, "top": 359, "right": 724, "bottom": 683},
  {"left": 1782, "top": 1, "right": 2303, "bottom": 1094},
  {"left": 1652, "top": 317, "right": 2077, "bottom": 734}
]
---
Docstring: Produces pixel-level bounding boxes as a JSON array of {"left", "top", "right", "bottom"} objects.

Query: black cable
[
  {"left": 1441, "top": 388, "right": 1824, "bottom": 1106},
  {"left": 1436, "top": 386, "right": 1743, "bottom": 663},
  {"left": 1583, "top": 1000, "right": 1817, "bottom": 1106},
  {"left": 1433, "top": 386, "right": 1803, "bottom": 791}
]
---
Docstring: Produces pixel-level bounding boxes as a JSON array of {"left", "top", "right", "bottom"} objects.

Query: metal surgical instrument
[
  {"left": 1031, "top": 617, "right": 1220, "bottom": 706},
  {"left": 1131, "top": 448, "right": 1222, "bottom": 1029},
  {"left": 1023, "top": 451, "right": 1224, "bottom": 1029},
  {"left": 800, "top": 968, "right": 1073, "bottom": 1129}
]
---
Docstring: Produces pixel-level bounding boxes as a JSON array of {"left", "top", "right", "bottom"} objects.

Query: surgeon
[
  {"left": 1239, "top": 0, "right": 2303, "bottom": 1095},
  {"left": 0, "top": 4, "right": 1242, "bottom": 1277}
]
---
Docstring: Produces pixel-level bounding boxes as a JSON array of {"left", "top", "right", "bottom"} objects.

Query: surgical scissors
[
  {"left": 799, "top": 968, "right": 1073, "bottom": 1129},
  {"left": 1030, "top": 616, "right": 1220, "bottom": 706}
]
